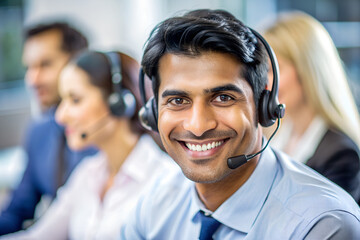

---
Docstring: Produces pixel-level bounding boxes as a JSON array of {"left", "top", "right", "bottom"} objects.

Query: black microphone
[
  {"left": 227, "top": 117, "right": 281, "bottom": 169},
  {"left": 80, "top": 132, "right": 88, "bottom": 139},
  {"left": 80, "top": 114, "right": 109, "bottom": 140}
]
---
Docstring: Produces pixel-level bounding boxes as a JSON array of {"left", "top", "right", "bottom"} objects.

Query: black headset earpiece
[
  {"left": 105, "top": 52, "right": 136, "bottom": 117},
  {"left": 138, "top": 96, "right": 158, "bottom": 132},
  {"left": 138, "top": 68, "right": 158, "bottom": 131},
  {"left": 249, "top": 28, "right": 285, "bottom": 127}
]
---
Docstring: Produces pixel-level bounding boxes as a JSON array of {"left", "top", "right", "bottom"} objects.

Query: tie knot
[{"left": 199, "top": 211, "right": 221, "bottom": 240}]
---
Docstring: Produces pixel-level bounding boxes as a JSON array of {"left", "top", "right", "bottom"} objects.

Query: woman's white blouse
[{"left": 2, "top": 134, "right": 178, "bottom": 240}]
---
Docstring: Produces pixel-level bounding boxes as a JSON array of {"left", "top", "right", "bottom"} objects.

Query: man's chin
[
  {"left": 179, "top": 164, "right": 230, "bottom": 184},
  {"left": 38, "top": 99, "right": 59, "bottom": 111}
]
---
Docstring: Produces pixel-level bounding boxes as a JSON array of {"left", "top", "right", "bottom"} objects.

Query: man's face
[
  {"left": 157, "top": 52, "right": 259, "bottom": 183},
  {"left": 22, "top": 29, "right": 71, "bottom": 110}
]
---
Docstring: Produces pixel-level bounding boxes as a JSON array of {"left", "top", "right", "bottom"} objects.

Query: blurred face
[
  {"left": 157, "top": 52, "right": 260, "bottom": 183},
  {"left": 23, "top": 30, "right": 71, "bottom": 110},
  {"left": 275, "top": 56, "right": 305, "bottom": 116},
  {"left": 55, "top": 64, "right": 110, "bottom": 150}
]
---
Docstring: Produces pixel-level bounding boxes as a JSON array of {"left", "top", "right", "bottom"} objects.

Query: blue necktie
[{"left": 199, "top": 211, "right": 221, "bottom": 240}]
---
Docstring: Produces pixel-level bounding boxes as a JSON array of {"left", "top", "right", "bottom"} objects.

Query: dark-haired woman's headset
[
  {"left": 105, "top": 52, "right": 136, "bottom": 118},
  {"left": 80, "top": 52, "right": 137, "bottom": 140},
  {"left": 138, "top": 29, "right": 285, "bottom": 132}
]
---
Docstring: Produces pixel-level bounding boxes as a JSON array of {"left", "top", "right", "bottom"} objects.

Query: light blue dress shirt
[{"left": 120, "top": 147, "right": 360, "bottom": 239}]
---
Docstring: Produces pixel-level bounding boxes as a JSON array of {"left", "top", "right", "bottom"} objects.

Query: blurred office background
[{"left": 0, "top": 0, "right": 359, "bottom": 207}]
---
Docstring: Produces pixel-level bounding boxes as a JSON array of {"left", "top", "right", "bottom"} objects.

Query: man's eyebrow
[
  {"left": 161, "top": 89, "right": 189, "bottom": 98},
  {"left": 205, "top": 84, "right": 244, "bottom": 94},
  {"left": 161, "top": 84, "right": 244, "bottom": 98}
]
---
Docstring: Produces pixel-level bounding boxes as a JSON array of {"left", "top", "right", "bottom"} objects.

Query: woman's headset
[
  {"left": 104, "top": 52, "right": 136, "bottom": 118},
  {"left": 138, "top": 28, "right": 285, "bottom": 132}
]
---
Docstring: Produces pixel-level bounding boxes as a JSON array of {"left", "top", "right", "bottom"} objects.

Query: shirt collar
[{"left": 189, "top": 146, "right": 279, "bottom": 233}]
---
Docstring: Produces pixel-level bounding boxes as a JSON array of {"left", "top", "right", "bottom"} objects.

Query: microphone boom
[{"left": 227, "top": 116, "right": 281, "bottom": 169}]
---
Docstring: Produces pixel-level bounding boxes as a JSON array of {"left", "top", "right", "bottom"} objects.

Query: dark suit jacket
[
  {"left": 0, "top": 107, "right": 97, "bottom": 235},
  {"left": 307, "top": 129, "right": 360, "bottom": 204}
]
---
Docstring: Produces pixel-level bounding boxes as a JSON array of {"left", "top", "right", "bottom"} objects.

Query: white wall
[
  {"left": 24, "top": 0, "right": 275, "bottom": 61},
  {"left": 24, "top": 0, "right": 137, "bottom": 58}
]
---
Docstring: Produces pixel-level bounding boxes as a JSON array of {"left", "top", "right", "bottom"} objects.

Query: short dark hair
[
  {"left": 142, "top": 9, "right": 268, "bottom": 110},
  {"left": 24, "top": 22, "right": 88, "bottom": 55}
]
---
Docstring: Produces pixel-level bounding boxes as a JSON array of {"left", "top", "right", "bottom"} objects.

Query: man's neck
[{"left": 36, "top": 102, "right": 59, "bottom": 116}]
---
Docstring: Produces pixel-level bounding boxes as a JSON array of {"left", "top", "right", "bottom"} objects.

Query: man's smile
[
  {"left": 169, "top": 129, "right": 236, "bottom": 158},
  {"left": 185, "top": 140, "right": 225, "bottom": 152},
  {"left": 176, "top": 138, "right": 230, "bottom": 159}
]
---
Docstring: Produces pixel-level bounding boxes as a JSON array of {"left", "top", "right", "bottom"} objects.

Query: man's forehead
[
  {"left": 158, "top": 52, "right": 244, "bottom": 77},
  {"left": 158, "top": 53, "right": 246, "bottom": 85},
  {"left": 22, "top": 30, "right": 65, "bottom": 64},
  {"left": 26, "top": 29, "right": 63, "bottom": 49}
]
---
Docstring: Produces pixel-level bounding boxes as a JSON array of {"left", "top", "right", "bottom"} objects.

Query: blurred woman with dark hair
[{"left": 0, "top": 51, "right": 176, "bottom": 240}]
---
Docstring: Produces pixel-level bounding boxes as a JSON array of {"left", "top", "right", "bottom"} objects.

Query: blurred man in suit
[{"left": 0, "top": 22, "right": 97, "bottom": 234}]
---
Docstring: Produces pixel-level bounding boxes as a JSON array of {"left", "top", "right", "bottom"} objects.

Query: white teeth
[{"left": 185, "top": 140, "right": 224, "bottom": 152}]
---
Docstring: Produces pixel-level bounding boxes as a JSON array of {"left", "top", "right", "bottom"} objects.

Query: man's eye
[
  {"left": 71, "top": 98, "right": 81, "bottom": 104},
  {"left": 168, "top": 97, "right": 189, "bottom": 105},
  {"left": 40, "top": 60, "right": 52, "bottom": 68},
  {"left": 214, "top": 94, "right": 233, "bottom": 103}
]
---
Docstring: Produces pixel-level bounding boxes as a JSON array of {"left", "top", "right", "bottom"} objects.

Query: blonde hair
[{"left": 263, "top": 11, "right": 360, "bottom": 146}]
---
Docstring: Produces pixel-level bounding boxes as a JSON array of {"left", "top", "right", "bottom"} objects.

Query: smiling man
[{"left": 121, "top": 9, "right": 360, "bottom": 240}]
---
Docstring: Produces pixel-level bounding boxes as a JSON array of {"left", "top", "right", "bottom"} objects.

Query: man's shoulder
[
  {"left": 248, "top": 150, "right": 360, "bottom": 238},
  {"left": 262, "top": 190, "right": 360, "bottom": 238},
  {"left": 27, "top": 108, "right": 60, "bottom": 134},
  {"left": 150, "top": 167, "right": 190, "bottom": 196},
  {"left": 122, "top": 168, "right": 192, "bottom": 238},
  {"left": 138, "top": 167, "right": 191, "bottom": 211},
  {"left": 270, "top": 149, "right": 360, "bottom": 220},
  {"left": 24, "top": 107, "right": 63, "bottom": 150}
]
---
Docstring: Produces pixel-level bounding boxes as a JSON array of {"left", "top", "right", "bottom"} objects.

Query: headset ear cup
[
  {"left": 108, "top": 89, "right": 136, "bottom": 118},
  {"left": 108, "top": 92, "right": 125, "bottom": 116},
  {"left": 121, "top": 89, "right": 136, "bottom": 117},
  {"left": 259, "top": 90, "right": 276, "bottom": 127},
  {"left": 138, "top": 97, "right": 158, "bottom": 132}
]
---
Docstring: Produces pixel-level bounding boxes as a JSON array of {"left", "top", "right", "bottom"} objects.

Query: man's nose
[
  {"left": 25, "top": 67, "right": 41, "bottom": 86},
  {"left": 183, "top": 101, "right": 217, "bottom": 137}
]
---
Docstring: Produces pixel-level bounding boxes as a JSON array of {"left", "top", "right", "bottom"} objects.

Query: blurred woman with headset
[
  {"left": 0, "top": 51, "right": 177, "bottom": 239},
  {"left": 262, "top": 11, "right": 360, "bottom": 202}
]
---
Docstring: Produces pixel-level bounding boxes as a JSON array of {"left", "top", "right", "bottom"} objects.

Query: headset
[
  {"left": 138, "top": 28, "right": 285, "bottom": 132},
  {"left": 105, "top": 52, "right": 136, "bottom": 118}
]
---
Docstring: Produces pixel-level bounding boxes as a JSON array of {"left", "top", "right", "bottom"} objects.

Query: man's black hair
[
  {"left": 24, "top": 22, "right": 88, "bottom": 55},
  {"left": 141, "top": 9, "right": 268, "bottom": 110}
]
